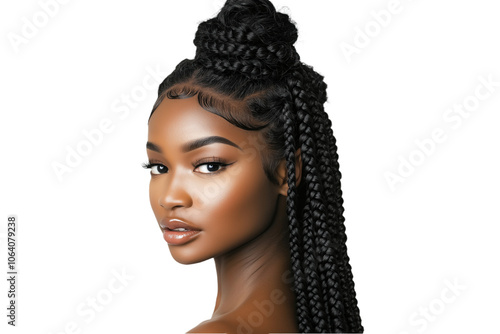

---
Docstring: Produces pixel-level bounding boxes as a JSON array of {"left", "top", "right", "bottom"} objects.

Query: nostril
[
  {"left": 160, "top": 202, "right": 186, "bottom": 210},
  {"left": 159, "top": 196, "right": 193, "bottom": 210}
]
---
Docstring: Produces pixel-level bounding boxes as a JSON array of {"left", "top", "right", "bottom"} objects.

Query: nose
[{"left": 157, "top": 174, "right": 193, "bottom": 210}]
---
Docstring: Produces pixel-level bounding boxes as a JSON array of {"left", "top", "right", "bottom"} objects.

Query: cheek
[
  {"left": 198, "top": 167, "right": 279, "bottom": 242},
  {"left": 148, "top": 179, "right": 164, "bottom": 221}
]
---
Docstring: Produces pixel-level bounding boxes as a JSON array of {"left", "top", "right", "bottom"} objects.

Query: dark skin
[{"left": 146, "top": 96, "right": 302, "bottom": 333}]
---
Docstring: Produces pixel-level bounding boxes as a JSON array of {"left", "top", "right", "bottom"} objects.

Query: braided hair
[{"left": 149, "top": 0, "right": 363, "bottom": 332}]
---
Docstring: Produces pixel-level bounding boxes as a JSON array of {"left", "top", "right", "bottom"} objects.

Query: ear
[{"left": 277, "top": 148, "right": 302, "bottom": 196}]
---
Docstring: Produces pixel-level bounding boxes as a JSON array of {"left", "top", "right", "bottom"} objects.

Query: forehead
[{"left": 148, "top": 96, "right": 258, "bottom": 148}]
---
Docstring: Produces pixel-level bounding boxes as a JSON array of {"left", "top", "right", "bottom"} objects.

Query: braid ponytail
[
  {"left": 284, "top": 65, "right": 363, "bottom": 332},
  {"left": 150, "top": 0, "right": 363, "bottom": 332}
]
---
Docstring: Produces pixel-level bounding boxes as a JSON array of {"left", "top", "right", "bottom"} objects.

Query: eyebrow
[{"left": 146, "top": 136, "right": 242, "bottom": 154}]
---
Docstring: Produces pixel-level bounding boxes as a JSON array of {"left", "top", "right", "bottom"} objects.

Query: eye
[
  {"left": 193, "top": 157, "right": 232, "bottom": 174},
  {"left": 195, "top": 163, "right": 225, "bottom": 174},
  {"left": 142, "top": 162, "right": 168, "bottom": 175}
]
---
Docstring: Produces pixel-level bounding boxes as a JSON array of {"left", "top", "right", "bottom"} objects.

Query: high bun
[
  {"left": 149, "top": 0, "right": 363, "bottom": 332},
  {"left": 194, "top": 0, "right": 300, "bottom": 80}
]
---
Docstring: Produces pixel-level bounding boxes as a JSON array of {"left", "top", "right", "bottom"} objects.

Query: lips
[
  {"left": 159, "top": 218, "right": 202, "bottom": 246},
  {"left": 160, "top": 218, "right": 201, "bottom": 232}
]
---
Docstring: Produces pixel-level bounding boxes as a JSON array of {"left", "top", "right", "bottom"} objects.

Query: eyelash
[{"left": 141, "top": 157, "right": 232, "bottom": 175}]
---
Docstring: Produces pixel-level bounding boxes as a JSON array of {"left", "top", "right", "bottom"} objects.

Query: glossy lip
[
  {"left": 159, "top": 218, "right": 202, "bottom": 246},
  {"left": 159, "top": 218, "right": 202, "bottom": 232}
]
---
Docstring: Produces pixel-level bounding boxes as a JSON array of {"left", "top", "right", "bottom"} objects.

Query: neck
[{"left": 211, "top": 196, "right": 296, "bottom": 320}]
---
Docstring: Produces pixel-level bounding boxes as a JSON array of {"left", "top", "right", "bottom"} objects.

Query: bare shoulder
[{"left": 186, "top": 317, "right": 236, "bottom": 334}]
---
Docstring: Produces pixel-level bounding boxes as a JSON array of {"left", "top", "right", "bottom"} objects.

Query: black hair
[{"left": 148, "top": 0, "right": 363, "bottom": 332}]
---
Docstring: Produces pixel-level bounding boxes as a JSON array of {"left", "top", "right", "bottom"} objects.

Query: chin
[{"left": 168, "top": 246, "right": 212, "bottom": 265}]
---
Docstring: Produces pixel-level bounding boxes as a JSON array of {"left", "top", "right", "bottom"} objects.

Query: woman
[{"left": 143, "top": 0, "right": 363, "bottom": 332}]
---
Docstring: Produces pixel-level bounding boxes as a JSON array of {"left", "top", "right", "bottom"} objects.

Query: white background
[{"left": 1, "top": 0, "right": 499, "bottom": 333}]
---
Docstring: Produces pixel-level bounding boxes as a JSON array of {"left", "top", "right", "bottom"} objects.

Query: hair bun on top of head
[{"left": 193, "top": 0, "right": 301, "bottom": 80}]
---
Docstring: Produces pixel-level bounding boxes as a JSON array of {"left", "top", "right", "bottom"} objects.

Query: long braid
[
  {"left": 311, "top": 68, "right": 363, "bottom": 331},
  {"left": 306, "top": 65, "right": 362, "bottom": 328},
  {"left": 286, "top": 67, "right": 350, "bottom": 332},
  {"left": 288, "top": 73, "right": 331, "bottom": 331},
  {"left": 300, "top": 67, "right": 346, "bottom": 331},
  {"left": 292, "top": 65, "right": 363, "bottom": 332},
  {"left": 282, "top": 99, "right": 313, "bottom": 331},
  {"left": 149, "top": 0, "right": 363, "bottom": 332}
]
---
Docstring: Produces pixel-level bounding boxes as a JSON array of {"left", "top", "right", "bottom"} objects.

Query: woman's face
[{"left": 146, "top": 95, "right": 286, "bottom": 264}]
